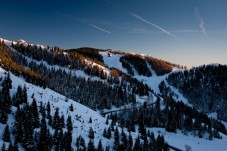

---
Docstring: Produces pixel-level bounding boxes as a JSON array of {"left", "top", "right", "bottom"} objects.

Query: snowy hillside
[
  {"left": 0, "top": 66, "right": 227, "bottom": 151},
  {"left": 100, "top": 51, "right": 182, "bottom": 94},
  {"left": 1, "top": 38, "right": 227, "bottom": 151},
  {"left": 0, "top": 67, "right": 108, "bottom": 150}
]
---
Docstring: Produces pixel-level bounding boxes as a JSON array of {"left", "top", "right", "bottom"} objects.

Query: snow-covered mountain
[{"left": 0, "top": 38, "right": 227, "bottom": 151}]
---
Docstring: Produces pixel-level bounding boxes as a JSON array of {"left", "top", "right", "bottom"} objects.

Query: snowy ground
[
  {"left": 1, "top": 67, "right": 227, "bottom": 151},
  {"left": 100, "top": 51, "right": 128, "bottom": 73},
  {"left": 149, "top": 128, "right": 227, "bottom": 151},
  {"left": 0, "top": 67, "right": 111, "bottom": 150}
]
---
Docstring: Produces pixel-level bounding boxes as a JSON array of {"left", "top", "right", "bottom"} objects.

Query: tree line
[{"left": 167, "top": 64, "right": 227, "bottom": 121}]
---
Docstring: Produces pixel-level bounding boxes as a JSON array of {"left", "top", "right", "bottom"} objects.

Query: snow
[
  {"left": 100, "top": 51, "right": 128, "bottom": 73},
  {"left": 101, "top": 51, "right": 168, "bottom": 94},
  {"left": 1, "top": 66, "right": 227, "bottom": 151},
  {"left": 101, "top": 50, "right": 191, "bottom": 106},
  {"left": 208, "top": 112, "right": 218, "bottom": 119},
  {"left": 18, "top": 39, "right": 27, "bottom": 44},
  {"left": 164, "top": 80, "right": 192, "bottom": 106},
  {"left": 83, "top": 58, "right": 110, "bottom": 75},
  {"left": 0, "top": 67, "right": 111, "bottom": 149},
  {"left": 7, "top": 43, "right": 110, "bottom": 83},
  {"left": 0, "top": 66, "right": 149, "bottom": 150},
  {"left": 0, "top": 37, "right": 48, "bottom": 51},
  {"left": 149, "top": 128, "right": 227, "bottom": 151},
  {"left": 1, "top": 38, "right": 227, "bottom": 151},
  {"left": 136, "top": 74, "right": 168, "bottom": 94}
]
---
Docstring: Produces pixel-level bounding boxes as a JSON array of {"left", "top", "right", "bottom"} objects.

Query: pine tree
[
  {"left": 166, "top": 107, "right": 176, "bottom": 132},
  {"left": 31, "top": 98, "right": 40, "bottom": 128},
  {"left": 147, "top": 130, "right": 151, "bottom": 138},
  {"left": 133, "top": 135, "right": 142, "bottom": 151},
  {"left": 13, "top": 142, "right": 19, "bottom": 151},
  {"left": 54, "top": 129, "right": 63, "bottom": 151},
  {"left": 121, "top": 129, "right": 127, "bottom": 149},
  {"left": 110, "top": 121, "right": 114, "bottom": 131},
  {"left": 89, "top": 117, "right": 92, "bottom": 123},
  {"left": 53, "top": 108, "right": 60, "bottom": 129},
  {"left": 143, "top": 136, "right": 149, "bottom": 151},
  {"left": 60, "top": 114, "right": 65, "bottom": 129},
  {"left": 127, "top": 132, "right": 133, "bottom": 151},
  {"left": 69, "top": 104, "right": 74, "bottom": 112},
  {"left": 88, "top": 127, "right": 94, "bottom": 139},
  {"left": 97, "top": 139, "right": 103, "bottom": 151},
  {"left": 0, "top": 110, "right": 8, "bottom": 124},
  {"left": 76, "top": 136, "right": 86, "bottom": 151},
  {"left": 53, "top": 129, "right": 58, "bottom": 146},
  {"left": 87, "top": 138, "right": 95, "bottom": 151},
  {"left": 1, "top": 143, "right": 6, "bottom": 151},
  {"left": 0, "top": 73, "right": 12, "bottom": 124},
  {"left": 22, "top": 85, "right": 28, "bottom": 104},
  {"left": 139, "top": 118, "right": 146, "bottom": 139},
  {"left": 3, "top": 124, "right": 10, "bottom": 142},
  {"left": 15, "top": 85, "right": 23, "bottom": 106},
  {"left": 156, "top": 135, "right": 165, "bottom": 151},
  {"left": 39, "top": 102, "right": 45, "bottom": 118},
  {"left": 103, "top": 127, "right": 107, "bottom": 138},
  {"left": 105, "top": 145, "right": 110, "bottom": 151},
  {"left": 113, "top": 127, "right": 119, "bottom": 150},
  {"left": 62, "top": 131, "right": 72, "bottom": 151},
  {"left": 13, "top": 107, "right": 23, "bottom": 143},
  {"left": 184, "top": 117, "right": 193, "bottom": 131},
  {"left": 8, "top": 142, "right": 14, "bottom": 151},
  {"left": 46, "top": 101, "right": 52, "bottom": 125},
  {"left": 149, "top": 132, "right": 157, "bottom": 151},
  {"left": 38, "top": 115, "right": 51, "bottom": 151},
  {"left": 67, "top": 115, "right": 73, "bottom": 132},
  {"left": 106, "top": 118, "right": 109, "bottom": 125},
  {"left": 107, "top": 127, "right": 111, "bottom": 139}
]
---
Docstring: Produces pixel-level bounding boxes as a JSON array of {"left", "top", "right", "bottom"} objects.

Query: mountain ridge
[{"left": 0, "top": 37, "right": 227, "bottom": 151}]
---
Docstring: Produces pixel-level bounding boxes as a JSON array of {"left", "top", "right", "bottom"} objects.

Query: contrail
[
  {"left": 171, "top": 29, "right": 201, "bottom": 33},
  {"left": 55, "top": 10, "right": 111, "bottom": 34},
  {"left": 131, "top": 13, "right": 179, "bottom": 39},
  {"left": 89, "top": 24, "right": 111, "bottom": 34},
  {"left": 194, "top": 7, "right": 207, "bottom": 36},
  {"left": 56, "top": 10, "right": 72, "bottom": 19}
]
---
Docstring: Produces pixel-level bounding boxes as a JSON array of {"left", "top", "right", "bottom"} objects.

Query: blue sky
[{"left": 0, "top": 0, "right": 227, "bottom": 67}]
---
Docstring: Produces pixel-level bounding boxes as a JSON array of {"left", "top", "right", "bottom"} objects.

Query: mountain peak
[{"left": 17, "top": 39, "right": 27, "bottom": 43}]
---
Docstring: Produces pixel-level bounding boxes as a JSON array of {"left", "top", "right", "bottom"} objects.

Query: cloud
[
  {"left": 89, "top": 24, "right": 111, "bottom": 34},
  {"left": 194, "top": 7, "right": 207, "bottom": 36},
  {"left": 131, "top": 13, "right": 179, "bottom": 39}
]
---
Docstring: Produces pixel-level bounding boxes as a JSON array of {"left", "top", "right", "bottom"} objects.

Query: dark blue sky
[{"left": 1, "top": 0, "right": 227, "bottom": 67}]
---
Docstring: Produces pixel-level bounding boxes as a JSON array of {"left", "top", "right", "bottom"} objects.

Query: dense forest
[
  {"left": 108, "top": 95, "right": 226, "bottom": 140},
  {"left": 0, "top": 41, "right": 45, "bottom": 87},
  {"left": 0, "top": 73, "right": 171, "bottom": 151},
  {"left": 166, "top": 64, "right": 227, "bottom": 121},
  {"left": 119, "top": 53, "right": 185, "bottom": 76},
  {"left": 65, "top": 47, "right": 105, "bottom": 67},
  {"left": 120, "top": 54, "right": 152, "bottom": 76},
  {"left": 4, "top": 42, "right": 151, "bottom": 110}
]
